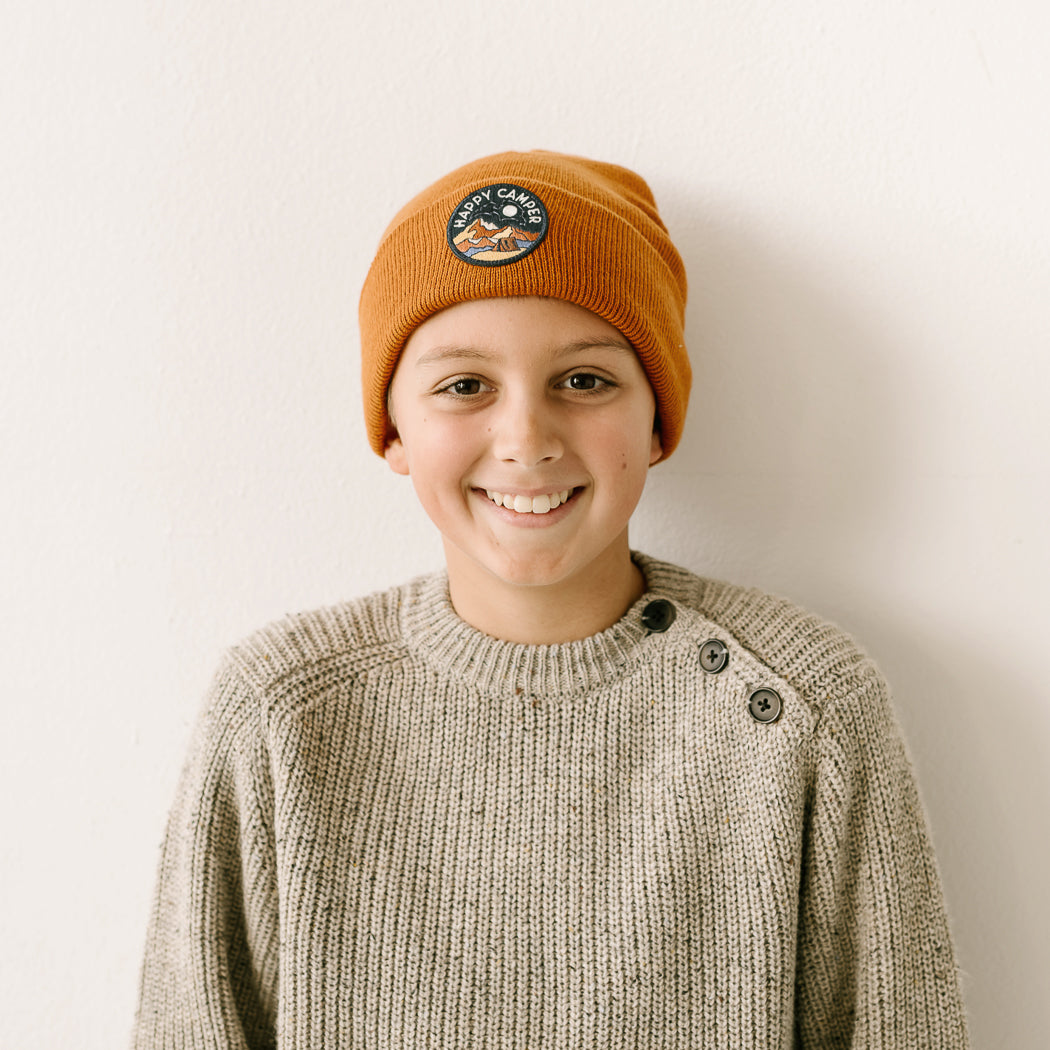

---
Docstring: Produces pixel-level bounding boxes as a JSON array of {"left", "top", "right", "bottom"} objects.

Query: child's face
[{"left": 385, "top": 296, "right": 662, "bottom": 596}]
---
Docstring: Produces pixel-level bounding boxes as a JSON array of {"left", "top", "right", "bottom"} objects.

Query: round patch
[{"left": 446, "top": 183, "right": 549, "bottom": 266}]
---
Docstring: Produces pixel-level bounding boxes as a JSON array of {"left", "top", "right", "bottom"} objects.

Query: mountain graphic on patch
[
  {"left": 452, "top": 219, "right": 541, "bottom": 261},
  {"left": 445, "top": 183, "right": 549, "bottom": 266}
]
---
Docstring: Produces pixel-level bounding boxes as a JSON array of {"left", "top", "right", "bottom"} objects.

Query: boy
[{"left": 133, "top": 151, "right": 970, "bottom": 1047}]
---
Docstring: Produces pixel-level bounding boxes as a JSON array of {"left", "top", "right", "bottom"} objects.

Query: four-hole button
[
  {"left": 641, "top": 599, "right": 676, "bottom": 633},
  {"left": 747, "top": 688, "right": 783, "bottom": 724},
  {"left": 699, "top": 639, "right": 729, "bottom": 674}
]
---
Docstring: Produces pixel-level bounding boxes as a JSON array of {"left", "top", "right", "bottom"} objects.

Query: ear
[
  {"left": 384, "top": 432, "right": 410, "bottom": 476},
  {"left": 648, "top": 428, "right": 663, "bottom": 466}
]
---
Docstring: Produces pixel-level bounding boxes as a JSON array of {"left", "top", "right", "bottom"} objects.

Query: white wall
[{"left": 3, "top": 1, "right": 1046, "bottom": 1044}]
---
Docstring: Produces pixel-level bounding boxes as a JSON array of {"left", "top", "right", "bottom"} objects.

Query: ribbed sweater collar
[{"left": 398, "top": 553, "right": 701, "bottom": 698}]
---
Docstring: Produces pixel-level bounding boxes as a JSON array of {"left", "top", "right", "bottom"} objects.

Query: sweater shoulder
[
  {"left": 698, "top": 578, "right": 880, "bottom": 716},
  {"left": 645, "top": 558, "right": 882, "bottom": 718},
  {"left": 222, "top": 574, "right": 426, "bottom": 697}
]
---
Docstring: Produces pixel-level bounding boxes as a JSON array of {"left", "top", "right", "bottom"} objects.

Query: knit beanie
[{"left": 358, "top": 150, "right": 690, "bottom": 458}]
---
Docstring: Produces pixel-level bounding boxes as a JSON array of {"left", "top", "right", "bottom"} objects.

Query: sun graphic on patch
[{"left": 446, "top": 183, "right": 549, "bottom": 266}]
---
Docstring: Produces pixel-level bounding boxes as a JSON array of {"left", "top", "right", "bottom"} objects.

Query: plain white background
[{"left": 3, "top": 1, "right": 1047, "bottom": 1045}]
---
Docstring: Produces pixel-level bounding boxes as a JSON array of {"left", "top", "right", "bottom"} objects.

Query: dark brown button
[
  {"left": 640, "top": 599, "right": 676, "bottom": 633},
  {"left": 699, "top": 639, "right": 729, "bottom": 673},
  {"left": 747, "top": 688, "right": 783, "bottom": 723}
]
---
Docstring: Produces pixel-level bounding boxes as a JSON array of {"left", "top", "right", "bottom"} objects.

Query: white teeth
[{"left": 485, "top": 489, "right": 573, "bottom": 514}]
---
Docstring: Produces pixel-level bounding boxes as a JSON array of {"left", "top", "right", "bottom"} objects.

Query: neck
[{"left": 443, "top": 537, "right": 647, "bottom": 645}]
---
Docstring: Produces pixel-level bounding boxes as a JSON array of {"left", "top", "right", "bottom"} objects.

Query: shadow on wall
[
  {"left": 641, "top": 200, "right": 900, "bottom": 578},
  {"left": 631, "top": 196, "right": 1049, "bottom": 1045}
]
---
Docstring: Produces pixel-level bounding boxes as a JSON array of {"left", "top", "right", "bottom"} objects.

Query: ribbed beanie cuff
[{"left": 358, "top": 150, "right": 690, "bottom": 458}]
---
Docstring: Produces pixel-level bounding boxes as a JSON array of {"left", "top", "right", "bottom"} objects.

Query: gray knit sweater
[{"left": 133, "top": 555, "right": 969, "bottom": 1048}]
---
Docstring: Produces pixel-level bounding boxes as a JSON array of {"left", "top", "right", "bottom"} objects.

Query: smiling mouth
[{"left": 484, "top": 488, "right": 575, "bottom": 514}]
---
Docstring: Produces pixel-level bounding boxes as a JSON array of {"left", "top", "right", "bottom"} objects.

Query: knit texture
[
  {"left": 358, "top": 151, "right": 690, "bottom": 459},
  {"left": 133, "top": 556, "right": 969, "bottom": 1048}
]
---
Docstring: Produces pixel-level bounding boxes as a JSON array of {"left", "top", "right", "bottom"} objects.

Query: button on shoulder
[
  {"left": 698, "top": 638, "right": 729, "bottom": 673},
  {"left": 747, "top": 688, "right": 783, "bottom": 724},
  {"left": 640, "top": 599, "right": 676, "bottom": 634}
]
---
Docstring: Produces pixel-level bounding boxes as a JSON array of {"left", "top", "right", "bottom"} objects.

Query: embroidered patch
[{"left": 446, "top": 183, "right": 549, "bottom": 266}]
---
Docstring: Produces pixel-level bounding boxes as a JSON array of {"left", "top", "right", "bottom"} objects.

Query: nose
[{"left": 491, "top": 392, "right": 563, "bottom": 467}]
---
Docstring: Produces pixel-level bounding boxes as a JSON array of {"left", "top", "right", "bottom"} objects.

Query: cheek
[
  {"left": 400, "top": 417, "right": 481, "bottom": 485},
  {"left": 591, "top": 415, "right": 656, "bottom": 468},
  {"left": 424, "top": 418, "right": 479, "bottom": 461}
]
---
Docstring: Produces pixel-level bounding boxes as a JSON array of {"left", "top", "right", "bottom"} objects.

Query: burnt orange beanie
[{"left": 358, "top": 150, "right": 690, "bottom": 458}]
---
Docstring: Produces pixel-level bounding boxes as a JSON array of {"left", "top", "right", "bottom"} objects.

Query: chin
[
  {"left": 446, "top": 542, "right": 573, "bottom": 592},
  {"left": 484, "top": 539, "right": 627, "bottom": 592},
  {"left": 484, "top": 556, "right": 574, "bottom": 590}
]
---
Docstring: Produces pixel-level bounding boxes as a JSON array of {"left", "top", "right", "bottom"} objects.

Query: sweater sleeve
[
  {"left": 794, "top": 669, "right": 969, "bottom": 1049},
  {"left": 132, "top": 655, "right": 280, "bottom": 1050}
]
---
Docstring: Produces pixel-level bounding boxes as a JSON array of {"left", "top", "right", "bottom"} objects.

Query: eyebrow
[{"left": 414, "top": 338, "right": 635, "bottom": 368}]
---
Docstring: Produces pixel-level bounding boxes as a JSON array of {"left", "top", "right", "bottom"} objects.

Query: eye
[
  {"left": 562, "top": 372, "right": 612, "bottom": 392},
  {"left": 437, "top": 377, "right": 487, "bottom": 397}
]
